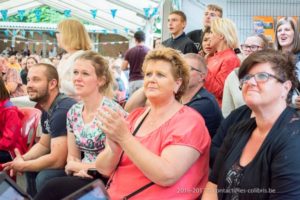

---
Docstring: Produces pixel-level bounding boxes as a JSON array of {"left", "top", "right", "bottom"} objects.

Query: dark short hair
[
  {"left": 0, "top": 76, "right": 10, "bottom": 101},
  {"left": 134, "top": 31, "right": 146, "bottom": 43},
  {"left": 238, "top": 49, "right": 298, "bottom": 103},
  {"left": 170, "top": 10, "right": 187, "bottom": 22},
  {"left": 31, "top": 63, "right": 59, "bottom": 88}
]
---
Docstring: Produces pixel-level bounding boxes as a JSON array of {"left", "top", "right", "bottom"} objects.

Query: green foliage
[{"left": 6, "top": 5, "right": 91, "bottom": 24}]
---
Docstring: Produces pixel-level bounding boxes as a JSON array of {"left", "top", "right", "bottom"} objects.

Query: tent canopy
[{"left": 0, "top": 0, "right": 161, "bottom": 36}]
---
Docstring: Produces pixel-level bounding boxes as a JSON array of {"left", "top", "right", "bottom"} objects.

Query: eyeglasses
[
  {"left": 190, "top": 66, "right": 202, "bottom": 73},
  {"left": 239, "top": 72, "right": 284, "bottom": 89},
  {"left": 240, "top": 44, "right": 262, "bottom": 51}
]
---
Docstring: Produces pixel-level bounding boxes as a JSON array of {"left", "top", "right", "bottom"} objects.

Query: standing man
[
  {"left": 3, "top": 63, "right": 76, "bottom": 197},
  {"left": 122, "top": 31, "right": 150, "bottom": 96},
  {"left": 187, "top": 4, "right": 223, "bottom": 52},
  {"left": 162, "top": 10, "right": 197, "bottom": 54}
]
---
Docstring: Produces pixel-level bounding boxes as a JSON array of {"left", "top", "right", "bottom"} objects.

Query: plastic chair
[
  {"left": 0, "top": 107, "right": 41, "bottom": 176},
  {"left": 19, "top": 107, "right": 42, "bottom": 151}
]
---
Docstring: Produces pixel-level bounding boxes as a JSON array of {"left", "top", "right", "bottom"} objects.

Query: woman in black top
[{"left": 203, "top": 49, "right": 300, "bottom": 200}]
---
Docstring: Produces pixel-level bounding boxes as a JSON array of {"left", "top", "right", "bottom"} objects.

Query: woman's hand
[
  {"left": 65, "top": 160, "right": 81, "bottom": 175},
  {"left": 97, "top": 106, "right": 132, "bottom": 144},
  {"left": 73, "top": 169, "right": 93, "bottom": 179}
]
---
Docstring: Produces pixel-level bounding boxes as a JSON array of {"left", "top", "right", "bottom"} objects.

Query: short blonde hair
[
  {"left": 211, "top": 18, "right": 239, "bottom": 49},
  {"left": 142, "top": 48, "right": 190, "bottom": 101},
  {"left": 57, "top": 19, "right": 92, "bottom": 51}
]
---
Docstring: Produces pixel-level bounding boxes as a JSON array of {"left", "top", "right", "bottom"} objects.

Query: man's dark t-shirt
[
  {"left": 187, "top": 29, "right": 203, "bottom": 52},
  {"left": 162, "top": 32, "right": 198, "bottom": 54},
  {"left": 41, "top": 94, "right": 76, "bottom": 138},
  {"left": 124, "top": 45, "right": 150, "bottom": 82}
]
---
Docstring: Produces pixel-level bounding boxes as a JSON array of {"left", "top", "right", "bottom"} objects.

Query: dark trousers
[
  {"left": 25, "top": 169, "right": 66, "bottom": 197},
  {"left": 34, "top": 176, "right": 95, "bottom": 200},
  {"left": 0, "top": 150, "right": 12, "bottom": 163}
]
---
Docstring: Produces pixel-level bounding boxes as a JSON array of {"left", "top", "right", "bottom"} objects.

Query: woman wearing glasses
[
  {"left": 203, "top": 49, "right": 300, "bottom": 199},
  {"left": 222, "top": 34, "right": 270, "bottom": 117}
]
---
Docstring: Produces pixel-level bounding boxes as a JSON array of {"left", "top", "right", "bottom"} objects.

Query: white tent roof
[{"left": 0, "top": 0, "right": 160, "bottom": 36}]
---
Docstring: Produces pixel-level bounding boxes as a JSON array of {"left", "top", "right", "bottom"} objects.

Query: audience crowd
[{"left": 1, "top": 4, "right": 300, "bottom": 200}]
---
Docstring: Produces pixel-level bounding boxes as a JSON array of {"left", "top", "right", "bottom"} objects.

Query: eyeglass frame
[
  {"left": 239, "top": 72, "right": 285, "bottom": 90},
  {"left": 240, "top": 44, "right": 262, "bottom": 51},
  {"left": 190, "top": 66, "right": 202, "bottom": 73}
]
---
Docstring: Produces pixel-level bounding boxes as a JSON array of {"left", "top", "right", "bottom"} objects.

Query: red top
[
  {"left": 0, "top": 99, "right": 27, "bottom": 157},
  {"left": 108, "top": 106, "right": 211, "bottom": 200},
  {"left": 204, "top": 48, "right": 240, "bottom": 106}
]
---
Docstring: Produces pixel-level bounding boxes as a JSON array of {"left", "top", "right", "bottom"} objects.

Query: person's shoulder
[
  {"left": 162, "top": 38, "right": 171, "bottom": 45},
  {"left": 176, "top": 106, "right": 205, "bottom": 122},
  {"left": 55, "top": 96, "right": 77, "bottom": 111},
  {"left": 187, "top": 29, "right": 202, "bottom": 36}
]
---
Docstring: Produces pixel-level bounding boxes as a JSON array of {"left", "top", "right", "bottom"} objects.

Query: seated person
[
  {"left": 125, "top": 53, "right": 223, "bottom": 138},
  {"left": 96, "top": 48, "right": 210, "bottom": 199},
  {"left": 0, "top": 57, "right": 25, "bottom": 97},
  {"left": 35, "top": 48, "right": 211, "bottom": 199},
  {"left": 203, "top": 49, "right": 300, "bottom": 199},
  {"left": 0, "top": 76, "right": 26, "bottom": 164},
  {"left": 3, "top": 63, "right": 76, "bottom": 197},
  {"left": 34, "top": 51, "right": 127, "bottom": 199}
]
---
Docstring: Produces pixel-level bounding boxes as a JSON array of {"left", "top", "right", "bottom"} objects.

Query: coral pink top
[
  {"left": 205, "top": 48, "right": 240, "bottom": 106},
  {"left": 108, "top": 106, "right": 211, "bottom": 200}
]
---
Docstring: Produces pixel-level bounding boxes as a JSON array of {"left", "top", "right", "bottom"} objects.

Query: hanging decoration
[
  {"left": 0, "top": 38, "right": 129, "bottom": 46},
  {"left": 18, "top": 10, "right": 26, "bottom": 21},
  {"left": 49, "top": 30, "right": 55, "bottom": 36},
  {"left": 29, "top": 31, "right": 34, "bottom": 38},
  {"left": 34, "top": 9, "right": 41, "bottom": 22},
  {"left": 124, "top": 28, "right": 129, "bottom": 34},
  {"left": 21, "top": 30, "right": 26, "bottom": 37},
  {"left": 0, "top": 10, "right": 8, "bottom": 21},
  {"left": 90, "top": 9, "right": 97, "bottom": 19},
  {"left": 102, "top": 29, "right": 108, "bottom": 35},
  {"left": 64, "top": 9, "right": 71, "bottom": 17},
  {"left": 150, "top": 7, "right": 158, "bottom": 17},
  {"left": 110, "top": 9, "right": 117, "bottom": 19},
  {"left": 143, "top": 8, "right": 150, "bottom": 18},
  {"left": 4, "top": 30, "right": 9, "bottom": 37}
]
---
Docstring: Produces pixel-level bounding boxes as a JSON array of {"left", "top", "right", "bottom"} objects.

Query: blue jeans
[
  {"left": 129, "top": 80, "right": 144, "bottom": 97},
  {"left": 25, "top": 169, "right": 66, "bottom": 197}
]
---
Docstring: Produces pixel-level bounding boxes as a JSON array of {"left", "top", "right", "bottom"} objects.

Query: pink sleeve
[{"left": 161, "top": 108, "right": 211, "bottom": 154}]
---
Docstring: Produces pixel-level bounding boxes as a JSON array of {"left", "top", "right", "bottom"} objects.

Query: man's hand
[{"left": 3, "top": 149, "right": 26, "bottom": 174}]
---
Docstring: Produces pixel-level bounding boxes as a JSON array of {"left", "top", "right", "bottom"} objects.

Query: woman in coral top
[
  {"left": 0, "top": 76, "right": 26, "bottom": 163},
  {"left": 96, "top": 48, "right": 211, "bottom": 199},
  {"left": 204, "top": 18, "right": 240, "bottom": 106}
]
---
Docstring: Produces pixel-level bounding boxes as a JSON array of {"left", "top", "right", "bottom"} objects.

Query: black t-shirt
[
  {"left": 162, "top": 32, "right": 198, "bottom": 54},
  {"left": 187, "top": 29, "right": 203, "bottom": 52},
  {"left": 41, "top": 94, "right": 76, "bottom": 138}
]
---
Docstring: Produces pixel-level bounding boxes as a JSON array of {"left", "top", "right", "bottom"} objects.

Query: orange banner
[{"left": 253, "top": 16, "right": 275, "bottom": 42}]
